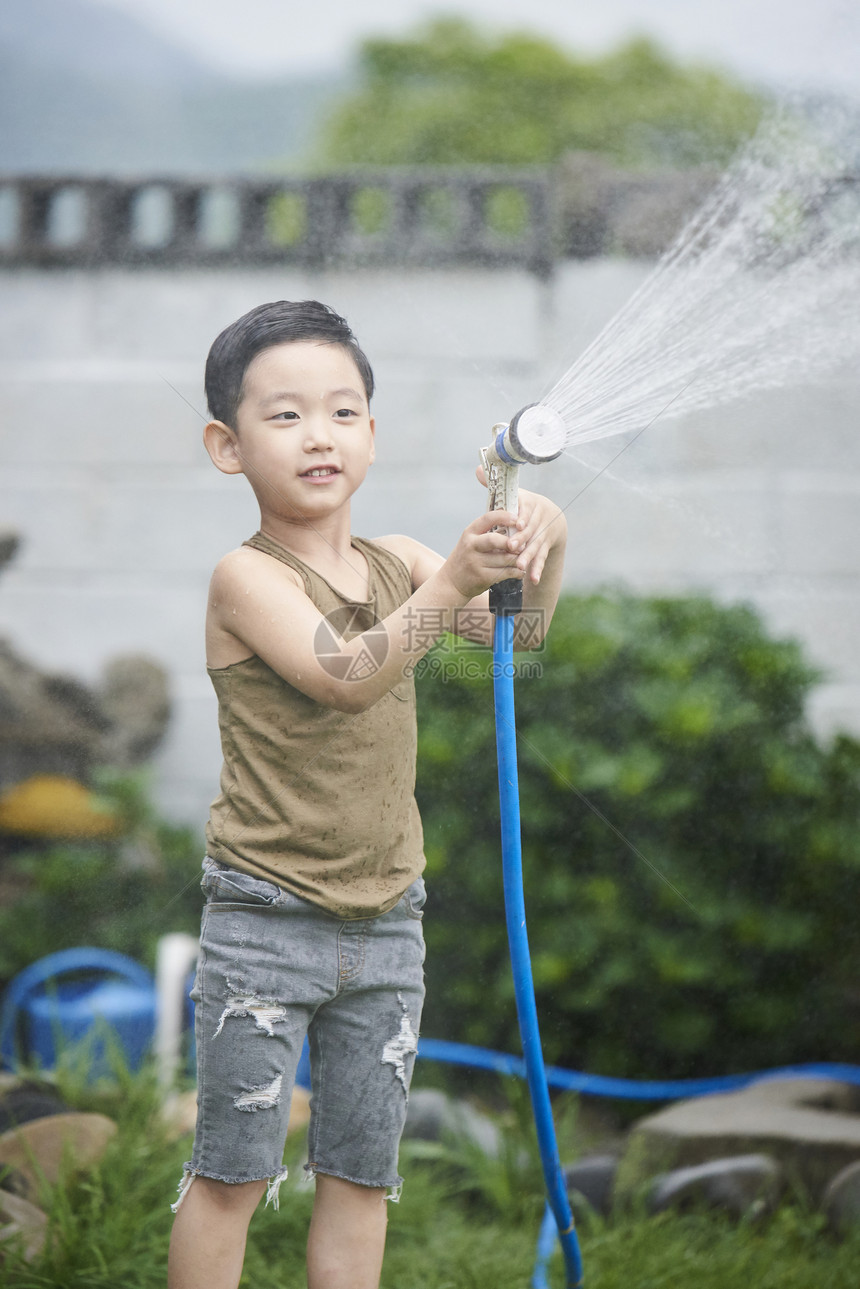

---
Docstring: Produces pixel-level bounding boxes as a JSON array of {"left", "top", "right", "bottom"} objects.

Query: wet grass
[{"left": 2, "top": 1067, "right": 860, "bottom": 1288}]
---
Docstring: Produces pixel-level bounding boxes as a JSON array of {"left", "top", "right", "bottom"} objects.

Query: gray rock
[
  {"left": 731, "top": 1078, "right": 860, "bottom": 1113},
  {"left": 403, "top": 1088, "right": 502, "bottom": 1158},
  {"left": 98, "top": 654, "right": 171, "bottom": 768},
  {"left": 0, "top": 532, "right": 169, "bottom": 791},
  {"left": 648, "top": 1153, "right": 782, "bottom": 1218},
  {"left": 402, "top": 1088, "right": 449, "bottom": 1140},
  {"left": 0, "top": 532, "right": 19, "bottom": 573},
  {"left": 0, "top": 1188, "right": 47, "bottom": 1262},
  {"left": 563, "top": 1154, "right": 619, "bottom": 1217},
  {"left": 822, "top": 1159, "right": 860, "bottom": 1235},
  {"left": 616, "top": 1079, "right": 860, "bottom": 1206},
  {"left": 0, "top": 1082, "right": 69, "bottom": 1135},
  {"left": 0, "top": 638, "right": 170, "bottom": 799},
  {"left": 0, "top": 639, "right": 104, "bottom": 790}
]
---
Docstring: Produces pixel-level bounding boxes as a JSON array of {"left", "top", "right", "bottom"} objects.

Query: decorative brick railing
[{"left": 0, "top": 171, "right": 555, "bottom": 275}]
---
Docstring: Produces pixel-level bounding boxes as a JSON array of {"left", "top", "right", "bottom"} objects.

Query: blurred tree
[{"left": 317, "top": 18, "right": 765, "bottom": 170}]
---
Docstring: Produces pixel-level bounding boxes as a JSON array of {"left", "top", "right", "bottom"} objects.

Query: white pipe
[{"left": 154, "top": 932, "right": 199, "bottom": 1090}]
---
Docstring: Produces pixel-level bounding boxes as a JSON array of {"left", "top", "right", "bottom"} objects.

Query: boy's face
[{"left": 207, "top": 340, "right": 376, "bottom": 525}]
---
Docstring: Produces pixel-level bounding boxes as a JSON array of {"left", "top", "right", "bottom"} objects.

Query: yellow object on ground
[{"left": 0, "top": 775, "right": 120, "bottom": 839}]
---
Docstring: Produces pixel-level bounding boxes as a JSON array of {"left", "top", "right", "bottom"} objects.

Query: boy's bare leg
[
  {"left": 167, "top": 1176, "right": 267, "bottom": 1289},
  {"left": 307, "top": 1174, "right": 388, "bottom": 1289}
]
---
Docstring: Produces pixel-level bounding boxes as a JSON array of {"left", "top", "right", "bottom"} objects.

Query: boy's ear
[
  {"left": 369, "top": 415, "right": 376, "bottom": 465},
  {"left": 204, "top": 420, "right": 244, "bottom": 475}
]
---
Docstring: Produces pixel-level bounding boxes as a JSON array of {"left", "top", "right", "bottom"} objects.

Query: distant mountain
[
  {"left": 0, "top": 0, "right": 211, "bottom": 87},
  {"left": 0, "top": 0, "right": 345, "bottom": 174}
]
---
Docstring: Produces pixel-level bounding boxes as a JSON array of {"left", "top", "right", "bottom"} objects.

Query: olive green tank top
[{"left": 204, "top": 532, "right": 425, "bottom": 919}]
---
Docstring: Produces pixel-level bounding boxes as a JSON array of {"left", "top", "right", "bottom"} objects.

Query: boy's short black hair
[{"left": 205, "top": 300, "right": 375, "bottom": 427}]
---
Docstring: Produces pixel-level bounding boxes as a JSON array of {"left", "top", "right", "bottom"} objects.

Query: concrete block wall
[{"left": 1, "top": 260, "right": 858, "bottom": 828}]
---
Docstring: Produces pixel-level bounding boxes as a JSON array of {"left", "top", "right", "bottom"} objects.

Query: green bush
[
  {"left": 0, "top": 774, "right": 202, "bottom": 984},
  {"left": 415, "top": 592, "right": 860, "bottom": 1080}
]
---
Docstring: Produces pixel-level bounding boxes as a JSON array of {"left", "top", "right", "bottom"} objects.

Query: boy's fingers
[
  {"left": 474, "top": 509, "right": 518, "bottom": 533},
  {"left": 477, "top": 529, "right": 514, "bottom": 551},
  {"left": 529, "top": 551, "right": 547, "bottom": 583},
  {"left": 494, "top": 566, "right": 524, "bottom": 583}
]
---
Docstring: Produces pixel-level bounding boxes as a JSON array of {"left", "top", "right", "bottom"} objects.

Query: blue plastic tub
[{"left": 0, "top": 947, "right": 157, "bottom": 1078}]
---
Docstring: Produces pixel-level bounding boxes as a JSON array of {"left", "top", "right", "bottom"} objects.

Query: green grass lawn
[{"left": 2, "top": 1067, "right": 860, "bottom": 1288}]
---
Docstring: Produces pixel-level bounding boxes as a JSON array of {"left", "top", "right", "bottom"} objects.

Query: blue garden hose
[
  {"left": 415, "top": 1037, "right": 860, "bottom": 1099},
  {"left": 492, "top": 608, "right": 584, "bottom": 1289},
  {"left": 485, "top": 604, "right": 860, "bottom": 1287},
  {"left": 479, "top": 600, "right": 860, "bottom": 1288}
]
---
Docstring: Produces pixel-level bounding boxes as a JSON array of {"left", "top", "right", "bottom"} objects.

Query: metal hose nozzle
[
  {"left": 488, "top": 403, "right": 566, "bottom": 468},
  {"left": 480, "top": 404, "right": 565, "bottom": 616}
]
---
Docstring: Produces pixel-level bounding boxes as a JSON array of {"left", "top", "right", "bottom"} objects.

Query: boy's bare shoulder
[
  {"left": 209, "top": 545, "right": 304, "bottom": 595},
  {"left": 208, "top": 545, "right": 257, "bottom": 594}
]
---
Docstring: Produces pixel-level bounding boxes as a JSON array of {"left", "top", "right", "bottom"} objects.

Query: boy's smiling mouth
[{"left": 301, "top": 465, "right": 340, "bottom": 479}]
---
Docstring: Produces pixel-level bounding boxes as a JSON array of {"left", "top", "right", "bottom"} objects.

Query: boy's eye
[
  {"left": 335, "top": 408, "right": 357, "bottom": 419},
  {"left": 273, "top": 410, "right": 298, "bottom": 421}
]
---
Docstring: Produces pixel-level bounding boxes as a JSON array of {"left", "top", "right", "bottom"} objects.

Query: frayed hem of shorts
[
  {"left": 170, "top": 1165, "right": 289, "bottom": 1213},
  {"left": 304, "top": 1163, "right": 403, "bottom": 1202}
]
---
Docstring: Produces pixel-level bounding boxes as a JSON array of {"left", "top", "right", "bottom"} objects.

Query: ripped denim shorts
[{"left": 177, "top": 858, "right": 426, "bottom": 1207}]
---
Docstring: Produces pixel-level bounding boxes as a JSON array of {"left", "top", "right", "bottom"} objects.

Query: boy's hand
[
  {"left": 475, "top": 465, "right": 566, "bottom": 587},
  {"left": 440, "top": 508, "right": 526, "bottom": 601},
  {"left": 508, "top": 487, "right": 566, "bottom": 585}
]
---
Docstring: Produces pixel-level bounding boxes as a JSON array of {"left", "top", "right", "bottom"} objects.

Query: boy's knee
[
  {"left": 314, "top": 1173, "right": 387, "bottom": 1208},
  {"left": 194, "top": 1174, "right": 268, "bottom": 1213}
]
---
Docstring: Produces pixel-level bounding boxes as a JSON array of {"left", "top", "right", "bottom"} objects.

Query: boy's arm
[
  {"left": 207, "top": 506, "right": 528, "bottom": 716},
  {"left": 379, "top": 486, "right": 567, "bottom": 650}
]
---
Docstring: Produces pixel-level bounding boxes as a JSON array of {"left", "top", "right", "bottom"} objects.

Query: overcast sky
[{"left": 94, "top": 0, "right": 860, "bottom": 94}]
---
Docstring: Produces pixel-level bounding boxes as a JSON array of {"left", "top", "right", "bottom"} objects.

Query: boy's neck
[{"left": 258, "top": 508, "right": 363, "bottom": 579}]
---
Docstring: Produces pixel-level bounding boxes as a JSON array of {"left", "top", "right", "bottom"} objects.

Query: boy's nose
[{"left": 303, "top": 416, "right": 335, "bottom": 449}]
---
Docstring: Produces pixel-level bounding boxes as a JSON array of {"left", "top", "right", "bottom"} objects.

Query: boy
[{"left": 167, "top": 300, "right": 566, "bottom": 1289}]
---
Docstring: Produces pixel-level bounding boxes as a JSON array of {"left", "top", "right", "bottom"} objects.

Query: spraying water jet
[{"left": 539, "top": 99, "right": 860, "bottom": 454}]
